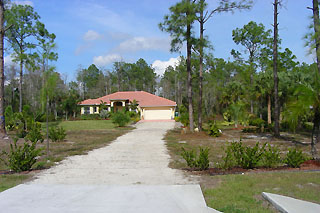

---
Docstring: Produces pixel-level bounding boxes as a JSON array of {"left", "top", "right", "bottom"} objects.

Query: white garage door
[{"left": 144, "top": 107, "right": 172, "bottom": 120}]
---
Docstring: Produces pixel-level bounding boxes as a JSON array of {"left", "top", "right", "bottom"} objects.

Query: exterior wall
[{"left": 80, "top": 106, "right": 100, "bottom": 115}]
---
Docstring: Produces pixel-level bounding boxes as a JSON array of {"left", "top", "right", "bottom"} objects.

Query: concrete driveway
[
  {"left": 0, "top": 121, "right": 221, "bottom": 212},
  {"left": 32, "top": 121, "right": 196, "bottom": 185}
]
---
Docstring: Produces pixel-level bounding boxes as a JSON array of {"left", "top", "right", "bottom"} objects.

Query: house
[{"left": 78, "top": 91, "right": 176, "bottom": 120}]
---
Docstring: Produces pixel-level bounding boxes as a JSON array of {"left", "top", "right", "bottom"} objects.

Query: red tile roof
[{"left": 78, "top": 91, "right": 176, "bottom": 107}]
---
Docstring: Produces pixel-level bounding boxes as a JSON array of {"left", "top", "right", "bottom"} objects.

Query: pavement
[
  {"left": 0, "top": 121, "right": 220, "bottom": 212},
  {"left": 262, "top": 192, "right": 320, "bottom": 213}
]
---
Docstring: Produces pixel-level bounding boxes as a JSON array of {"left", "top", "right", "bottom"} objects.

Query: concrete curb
[{"left": 262, "top": 192, "right": 320, "bottom": 213}]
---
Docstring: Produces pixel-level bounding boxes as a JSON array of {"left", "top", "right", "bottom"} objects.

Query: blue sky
[{"left": 7, "top": 0, "right": 314, "bottom": 81}]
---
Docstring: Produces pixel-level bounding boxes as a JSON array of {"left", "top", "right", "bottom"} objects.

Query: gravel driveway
[{"left": 32, "top": 121, "right": 197, "bottom": 185}]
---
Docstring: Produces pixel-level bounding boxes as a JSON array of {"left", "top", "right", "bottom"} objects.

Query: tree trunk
[
  {"left": 0, "top": 1, "right": 6, "bottom": 137},
  {"left": 311, "top": 109, "right": 319, "bottom": 157},
  {"left": 273, "top": 0, "right": 280, "bottom": 137},
  {"left": 46, "top": 94, "right": 49, "bottom": 158},
  {"left": 19, "top": 59, "right": 23, "bottom": 112},
  {"left": 268, "top": 94, "right": 272, "bottom": 124},
  {"left": 313, "top": 0, "right": 320, "bottom": 75},
  {"left": 186, "top": 4, "right": 194, "bottom": 132},
  {"left": 198, "top": 7, "right": 204, "bottom": 132}
]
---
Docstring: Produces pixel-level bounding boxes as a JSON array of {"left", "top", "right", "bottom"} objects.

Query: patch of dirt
[{"left": 183, "top": 160, "right": 320, "bottom": 176}]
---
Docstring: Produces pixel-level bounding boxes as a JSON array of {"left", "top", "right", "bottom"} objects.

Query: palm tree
[{"left": 284, "top": 66, "right": 320, "bottom": 157}]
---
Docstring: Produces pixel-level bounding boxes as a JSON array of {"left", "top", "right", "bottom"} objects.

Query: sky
[{"left": 6, "top": 0, "right": 315, "bottom": 82}]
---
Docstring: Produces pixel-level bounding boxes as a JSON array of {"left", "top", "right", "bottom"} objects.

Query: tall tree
[
  {"left": 195, "top": 0, "right": 252, "bottom": 131},
  {"left": 232, "top": 21, "right": 271, "bottom": 114},
  {"left": 159, "top": 0, "right": 198, "bottom": 131},
  {"left": 0, "top": 0, "right": 6, "bottom": 137},
  {"left": 273, "top": 0, "right": 281, "bottom": 137},
  {"left": 5, "top": 4, "right": 40, "bottom": 112}
]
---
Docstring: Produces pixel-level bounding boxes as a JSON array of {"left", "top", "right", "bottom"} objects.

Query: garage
[{"left": 143, "top": 107, "right": 173, "bottom": 120}]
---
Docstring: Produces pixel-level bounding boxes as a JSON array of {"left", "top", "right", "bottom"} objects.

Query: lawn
[
  {"left": 0, "top": 119, "right": 133, "bottom": 192},
  {"left": 164, "top": 125, "right": 320, "bottom": 212},
  {"left": 43, "top": 119, "right": 115, "bottom": 131},
  {"left": 203, "top": 172, "right": 320, "bottom": 212}
]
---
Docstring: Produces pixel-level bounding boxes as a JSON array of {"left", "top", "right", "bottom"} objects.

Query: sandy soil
[{"left": 31, "top": 121, "right": 198, "bottom": 185}]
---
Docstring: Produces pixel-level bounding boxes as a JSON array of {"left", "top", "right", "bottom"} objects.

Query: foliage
[
  {"left": 263, "top": 143, "right": 281, "bottom": 168},
  {"left": 242, "top": 127, "right": 257, "bottom": 133},
  {"left": 25, "top": 121, "right": 44, "bottom": 143},
  {"left": 111, "top": 111, "right": 131, "bottom": 127},
  {"left": 223, "top": 141, "right": 266, "bottom": 169},
  {"left": 228, "top": 101, "right": 248, "bottom": 127},
  {"left": 284, "top": 148, "right": 307, "bottom": 168},
  {"left": 80, "top": 114, "right": 100, "bottom": 120},
  {"left": 49, "top": 126, "right": 66, "bottom": 142},
  {"left": 0, "top": 138, "right": 43, "bottom": 172},
  {"left": 181, "top": 146, "right": 210, "bottom": 170},
  {"left": 99, "top": 109, "right": 110, "bottom": 119},
  {"left": 207, "top": 121, "right": 221, "bottom": 137},
  {"left": 249, "top": 117, "right": 265, "bottom": 128},
  {"left": 5, "top": 106, "right": 15, "bottom": 131}
]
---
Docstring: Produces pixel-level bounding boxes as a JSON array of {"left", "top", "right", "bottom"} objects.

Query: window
[
  {"left": 93, "top": 106, "right": 97, "bottom": 113},
  {"left": 84, "top": 107, "right": 90, "bottom": 114}
]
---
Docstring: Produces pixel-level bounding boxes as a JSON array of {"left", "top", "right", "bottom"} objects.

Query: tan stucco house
[{"left": 78, "top": 91, "right": 176, "bottom": 120}]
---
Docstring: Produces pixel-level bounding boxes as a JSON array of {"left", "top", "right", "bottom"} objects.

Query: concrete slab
[
  {"left": 0, "top": 184, "right": 220, "bottom": 213},
  {"left": 262, "top": 192, "right": 320, "bottom": 213}
]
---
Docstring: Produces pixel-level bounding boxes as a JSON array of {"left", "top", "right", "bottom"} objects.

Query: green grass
[
  {"left": 204, "top": 172, "right": 320, "bottom": 213},
  {"left": 43, "top": 120, "right": 115, "bottom": 131},
  {"left": 0, "top": 174, "right": 30, "bottom": 192}
]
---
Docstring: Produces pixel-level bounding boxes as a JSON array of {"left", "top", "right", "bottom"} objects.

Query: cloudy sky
[{"left": 7, "top": 0, "right": 315, "bottom": 81}]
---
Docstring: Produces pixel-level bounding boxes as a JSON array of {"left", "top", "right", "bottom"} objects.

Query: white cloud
[
  {"left": 83, "top": 30, "right": 102, "bottom": 41},
  {"left": 4, "top": 55, "right": 14, "bottom": 66},
  {"left": 116, "top": 37, "right": 170, "bottom": 53},
  {"left": 152, "top": 57, "right": 180, "bottom": 76},
  {"left": 13, "top": 1, "right": 33, "bottom": 6},
  {"left": 93, "top": 54, "right": 122, "bottom": 66}
]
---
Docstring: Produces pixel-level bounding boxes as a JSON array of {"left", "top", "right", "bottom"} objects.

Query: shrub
[
  {"left": 197, "top": 147, "right": 210, "bottom": 170},
  {"left": 80, "top": 114, "right": 100, "bottom": 120},
  {"left": 0, "top": 138, "right": 43, "bottom": 172},
  {"left": 127, "top": 111, "right": 137, "bottom": 118},
  {"left": 99, "top": 109, "right": 110, "bottom": 119},
  {"left": 207, "top": 122, "right": 221, "bottom": 137},
  {"left": 242, "top": 127, "right": 257, "bottom": 133},
  {"left": 181, "top": 147, "right": 196, "bottom": 168},
  {"left": 180, "top": 112, "right": 189, "bottom": 127},
  {"left": 181, "top": 146, "right": 210, "bottom": 170},
  {"left": 262, "top": 144, "right": 281, "bottom": 168},
  {"left": 4, "top": 106, "right": 15, "bottom": 131},
  {"left": 249, "top": 118, "right": 265, "bottom": 128},
  {"left": 174, "top": 116, "right": 180, "bottom": 122},
  {"left": 284, "top": 148, "right": 307, "bottom": 168},
  {"left": 221, "top": 145, "right": 236, "bottom": 169},
  {"left": 112, "top": 111, "right": 131, "bottom": 127},
  {"left": 223, "top": 141, "right": 266, "bottom": 169},
  {"left": 25, "top": 121, "right": 44, "bottom": 143},
  {"left": 49, "top": 126, "right": 67, "bottom": 142}
]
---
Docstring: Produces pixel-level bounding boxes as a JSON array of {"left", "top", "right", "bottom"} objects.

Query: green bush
[
  {"left": 181, "top": 147, "right": 196, "bottom": 168},
  {"left": 4, "top": 106, "right": 15, "bottom": 131},
  {"left": 242, "top": 127, "right": 258, "bottom": 133},
  {"left": 221, "top": 145, "right": 236, "bottom": 169},
  {"left": 284, "top": 148, "right": 307, "bottom": 168},
  {"left": 25, "top": 121, "right": 44, "bottom": 143},
  {"left": 112, "top": 111, "right": 131, "bottom": 127},
  {"left": 249, "top": 118, "right": 265, "bottom": 128},
  {"left": 99, "top": 109, "right": 110, "bottom": 119},
  {"left": 0, "top": 138, "right": 43, "bottom": 172},
  {"left": 80, "top": 114, "right": 100, "bottom": 120},
  {"left": 263, "top": 143, "right": 281, "bottom": 168},
  {"left": 181, "top": 146, "right": 210, "bottom": 170},
  {"left": 207, "top": 122, "right": 221, "bottom": 137},
  {"left": 180, "top": 112, "right": 189, "bottom": 127},
  {"left": 223, "top": 141, "right": 266, "bottom": 169},
  {"left": 49, "top": 126, "right": 67, "bottom": 142}
]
